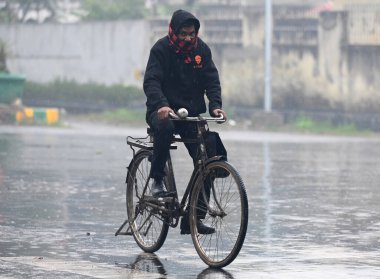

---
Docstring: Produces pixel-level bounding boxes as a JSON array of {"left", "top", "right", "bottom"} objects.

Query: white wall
[{"left": 0, "top": 20, "right": 150, "bottom": 86}]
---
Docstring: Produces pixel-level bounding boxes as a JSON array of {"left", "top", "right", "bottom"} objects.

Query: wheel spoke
[
  {"left": 190, "top": 161, "right": 248, "bottom": 268},
  {"left": 126, "top": 151, "right": 170, "bottom": 252}
]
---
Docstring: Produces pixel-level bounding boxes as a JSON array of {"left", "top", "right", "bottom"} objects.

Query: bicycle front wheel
[
  {"left": 126, "top": 150, "right": 169, "bottom": 253},
  {"left": 190, "top": 160, "right": 248, "bottom": 268}
]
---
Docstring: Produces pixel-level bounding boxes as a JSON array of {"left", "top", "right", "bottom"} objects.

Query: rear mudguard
[{"left": 125, "top": 149, "right": 152, "bottom": 184}]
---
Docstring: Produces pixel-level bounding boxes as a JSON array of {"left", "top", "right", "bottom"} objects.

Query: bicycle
[{"left": 115, "top": 111, "right": 248, "bottom": 268}]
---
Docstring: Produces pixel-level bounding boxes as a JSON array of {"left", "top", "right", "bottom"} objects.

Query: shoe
[
  {"left": 151, "top": 180, "right": 166, "bottom": 198},
  {"left": 180, "top": 217, "right": 215, "bottom": 235}
]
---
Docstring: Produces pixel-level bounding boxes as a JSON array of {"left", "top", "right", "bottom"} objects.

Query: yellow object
[
  {"left": 134, "top": 69, "right": 142, "bottom": 81},
  {"left": 46, "top": 108, "right": 59, "bottom": 124},
  {"left": 15, "top": 107, "right": 60, "bottom": 125},
  {"left": 24, "top": 108, "right": 34, "bottom": 119},
  {"left": 15, "top": 111, "right": 23, "bottom": 122},
  {"left": 15, "top": 107, "right": 33, "bottom": 123}
]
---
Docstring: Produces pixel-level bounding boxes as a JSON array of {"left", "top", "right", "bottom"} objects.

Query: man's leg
[
  {"left": 148, "top": 112, "right": 174, "bottom": 197},
  {"left": 178, "top": 123, "right": 215, "bottom": 234}
]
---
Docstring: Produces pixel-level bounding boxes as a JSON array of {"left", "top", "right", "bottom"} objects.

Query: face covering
[{"left": 168, "top": 24, "right": 198, "bottom": 64}]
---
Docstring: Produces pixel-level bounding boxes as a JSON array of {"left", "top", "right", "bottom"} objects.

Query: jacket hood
[{"left": 169, "top": 9, "right": 200, "bottom": 35}]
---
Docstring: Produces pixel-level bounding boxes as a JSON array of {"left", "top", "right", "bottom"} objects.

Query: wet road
[{"left": 1, "top": 122, "right": 380, "bottom": 278}]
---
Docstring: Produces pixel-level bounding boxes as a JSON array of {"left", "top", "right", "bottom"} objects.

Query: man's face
[{"left": 178, "top": 25, "right": 196, "bottom": 42}]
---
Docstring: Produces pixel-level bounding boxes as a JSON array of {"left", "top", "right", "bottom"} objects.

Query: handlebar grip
[
  {"left": 169, "top": 110, "right": 225, "bottom": 123},
  {"left": 214, "top": 114, "right": 224, "bottom": 120}
]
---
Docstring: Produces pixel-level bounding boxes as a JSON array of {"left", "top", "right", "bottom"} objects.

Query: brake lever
[{"left": 169, "top": 112, "right": 179, "bottom": 119}]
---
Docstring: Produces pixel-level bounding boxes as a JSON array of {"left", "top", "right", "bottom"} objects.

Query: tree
[
  {"left": 0, "top": 0, "right": 157, "bottom": 23},
  {"left": 0, "top": 0, "right": 58, "bottom": 23},
  {"left": 80, "top": 0, "right": 147, "bottom": 21}
]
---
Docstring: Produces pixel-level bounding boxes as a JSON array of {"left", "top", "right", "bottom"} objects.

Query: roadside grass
[
  {"left": 100, "top": 108, "right": 145, "bottom": 123},
  {"left": 289, "top": 116, "right": 376, "bottom": 136},
  {"left": 73, "top": 108, "right": 146, "bottom": 126},
  {"left": 24, "top": 80, "right": 144, "bottom": 109}
]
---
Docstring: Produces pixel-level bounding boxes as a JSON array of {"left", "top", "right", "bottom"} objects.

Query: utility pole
[{"left": 264, "top": 0, "right": 272, "bottom": 112}]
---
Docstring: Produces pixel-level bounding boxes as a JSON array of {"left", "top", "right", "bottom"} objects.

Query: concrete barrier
[{"left": 16, "top": 107, "right": 60, "bottom": 125}]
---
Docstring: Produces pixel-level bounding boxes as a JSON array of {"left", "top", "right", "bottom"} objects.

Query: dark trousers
[
  {"left": 148, "top": 112, "right": 215, "bottom": 220},
  {"left": 148, "top": 111, "right": 199, "bottom": 181},
  {"left": 148, "top": 112, "right": 216, "bottom": 219}
]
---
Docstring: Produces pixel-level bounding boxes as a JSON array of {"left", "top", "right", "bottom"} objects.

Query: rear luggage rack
[{"left": 127, "top": 136, "right": 177, "bottom": 150}]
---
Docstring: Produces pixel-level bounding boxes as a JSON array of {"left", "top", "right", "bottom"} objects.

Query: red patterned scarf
[{"left": 168, "top": 24, "right": 198, "bottom": 64}]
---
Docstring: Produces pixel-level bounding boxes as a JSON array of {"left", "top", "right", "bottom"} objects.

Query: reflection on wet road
[{"left": 1, "top": 123, "right": 379, "bottom": 278}]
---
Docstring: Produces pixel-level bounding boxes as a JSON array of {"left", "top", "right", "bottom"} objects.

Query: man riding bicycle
[{"left": 143, "top": 9, "right": 227, "bottom": 235}]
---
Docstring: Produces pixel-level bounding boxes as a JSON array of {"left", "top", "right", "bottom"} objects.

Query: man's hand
[
  {"left": 212, "top": 109, "right": 227, "bottom": 121},
  {"left": 157, "top": 106, "right": 174, "bottom": 120}
]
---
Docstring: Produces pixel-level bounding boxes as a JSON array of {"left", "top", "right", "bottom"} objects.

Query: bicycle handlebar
[{"left": 169, "top": 111, "right": 225, "bottom": 123}]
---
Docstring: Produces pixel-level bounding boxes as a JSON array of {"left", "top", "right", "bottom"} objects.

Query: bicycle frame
[
  {"left": 171, "top": 118, "right": 222, "bottom": 215},
  {"left": 116, "top": 115, "right": 226, "bottom": 234}
]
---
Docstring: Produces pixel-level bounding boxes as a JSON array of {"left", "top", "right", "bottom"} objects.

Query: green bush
[
  {"left": 90, "top": 108, "right": 146, "bottom": 124},
  {"left": 294, "top": 116, "right": 360, "bottom": 134},
  {"left": 23, "top": 79, "right": 145, "bottom": 110},
  {"left": 295, "top": 116, "right": 315, "bottom": 130}
]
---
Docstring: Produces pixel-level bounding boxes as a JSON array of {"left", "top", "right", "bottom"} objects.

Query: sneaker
[
  {"left": 180, "top": 217, "right": 215, "bottom": 235},
  {"left": 151, "top": 180, "right": 166, "bottom": 198}
]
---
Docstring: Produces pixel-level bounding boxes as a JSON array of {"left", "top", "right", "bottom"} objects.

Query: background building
[{"left": 1, "top": 0, "right": 379, "bottom": 128}]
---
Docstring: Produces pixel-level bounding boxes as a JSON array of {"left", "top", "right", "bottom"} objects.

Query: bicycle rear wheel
[
  {"left": 126, "top": 150, "right": 169, "bottom": 253},
  {"left": 190, "top": 160, "right": 248, "bottom": 267}
]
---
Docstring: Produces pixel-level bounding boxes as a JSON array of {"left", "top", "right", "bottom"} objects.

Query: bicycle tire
[
  {"left": 189, "top": 160, "right": 248, "bottom": 267},
  {"left": 126, "top": 150, "right": 170, "bottom": 253}
]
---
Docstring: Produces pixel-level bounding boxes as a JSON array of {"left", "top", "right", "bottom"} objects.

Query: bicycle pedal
[
  {"left": 145, "top": 194, "right": 175, "bottom": 203},
  {"left": 162, "top": 191, "right": 176, "bottom": 198},
  {"left": 153, "top": 191, "right": 176, "bottom": 199}
]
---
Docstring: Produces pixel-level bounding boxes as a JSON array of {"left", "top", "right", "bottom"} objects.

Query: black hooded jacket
[{"left": 143, "top": 10, "right": 222, "bottom": 119}]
